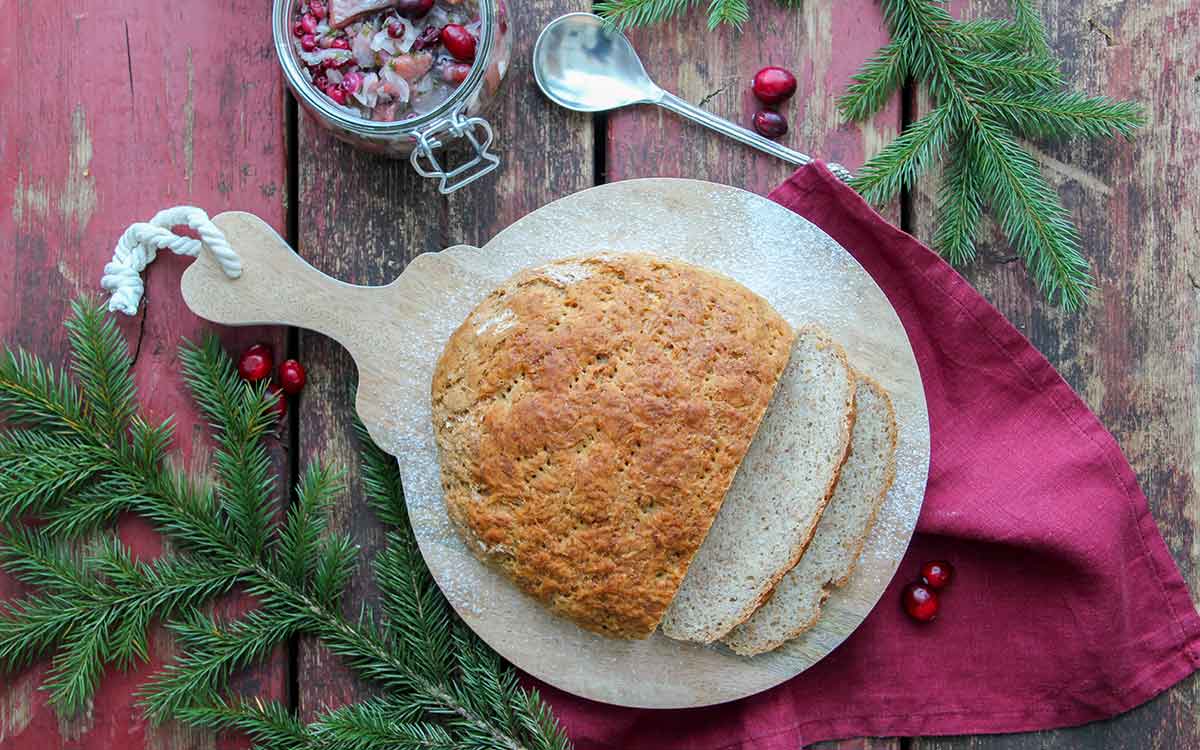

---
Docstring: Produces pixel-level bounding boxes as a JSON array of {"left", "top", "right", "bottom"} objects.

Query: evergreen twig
[
  {"left": 595, "top": 0, "right": 1146, "bottom": 308},
  {"left": 841, "top": 0, "right": 1144, "bottom": 308},
  {"left": 0, "top": 297, "right": 572, "bottom": 750}
]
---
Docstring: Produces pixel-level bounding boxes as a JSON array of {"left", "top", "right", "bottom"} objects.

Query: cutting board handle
[{"left": 180, "top": 211, "right": 397, "bottom": 366}]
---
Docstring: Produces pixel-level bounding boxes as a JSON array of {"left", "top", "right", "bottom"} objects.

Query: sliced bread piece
[
  {"left": 722, "top": 374, "right": 897, "bottom": 656},
  {"left": 660, "top": 327, "right": 856, "bottom": 643}
]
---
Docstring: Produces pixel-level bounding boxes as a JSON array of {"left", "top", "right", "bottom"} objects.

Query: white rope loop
[{"left": 101, "top": 206, "right": 242, "bottom": 316}]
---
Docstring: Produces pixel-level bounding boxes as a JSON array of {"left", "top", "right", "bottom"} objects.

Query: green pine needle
[
  {"left": 838, "top": 41, "right": 908, "bottom": 123},
  {"left": 839, "top": 0, "right": 1145, "bottom": 308},
  {"left": 932, "top": 136, "right": 986, "bottom": 266},
  {"left": 0, "top": 298, "right": 573, "bottom": 750},
  {"left": 596, "top": 0, "right": 749, "bottom": 31},
  {"left": 850, "top": 104, "right": 958, "bottom": 205}
]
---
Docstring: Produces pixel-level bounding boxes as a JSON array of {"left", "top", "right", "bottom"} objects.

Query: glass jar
[{"left": 273, "top": 0, "right": 512, "bottom": 193}]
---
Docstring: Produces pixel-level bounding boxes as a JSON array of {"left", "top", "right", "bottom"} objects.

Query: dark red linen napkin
[{"left": 534, "top": 163, "right": 1200, "bottom": 748}]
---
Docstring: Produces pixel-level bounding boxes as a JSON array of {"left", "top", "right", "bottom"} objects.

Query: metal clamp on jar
[{"left": 273, "top": 0, "right": 511, "bottom": 193}]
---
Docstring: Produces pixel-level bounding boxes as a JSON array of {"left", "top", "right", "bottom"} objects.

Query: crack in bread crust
[{"left": 431, "top": 253, "right": 795, "bottom": 639}]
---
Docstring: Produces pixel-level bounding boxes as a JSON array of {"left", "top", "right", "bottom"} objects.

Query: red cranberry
[
  {"left": 309, "top": 1, "right": 327, "bottom": 20},
  {"left": 440, "top": 24, "right": 476, "bottom": 62},
  {"left": 412, "top": 25, "right": 440, "bottom": 51},
  {"left": 292, "top": 20, "right": 306, "bottom": 38},
  {"left": 387, "top": 21, "right": 405, "bottom": 38},
  {"left": 327, "top": 86, "right": 349, "bottom": 105},
  {"left": 340, "top": 71, "right": 364, "bottom": 95},
  {"left": 300, "top": 34, "right": 318, "bottom": 52},
  {"left": 299, "top": 14, "right": 319, "bottom": 35},
  {"left": 753, "top": 110, "right": 788, "bottom": 139},
  {"left": 267, "top": 383, "right": 288, "bottom": 420},
  {"left": 277, "top": 359, "right": 308, "bottom": 395},
  {"left": 751, "top": 66, "right": 798, "bottom": 105},
  {"left": 902, "top": 582, "right": 939, "bottom": 622},
  {"left": 395, "top": 0, "right": 435, "bottom": 19},
  {"left": 443, "top": 62, "right": 472, "bottom": 85},
  {"left": 238, "top": 344, "right": 273, "bottom": 382},
  {"left": 330, "top": 37, "right": 350, "bottom": 50},
  {"left": 312, "top": 73, "right": 329, "bottom": 90},
  {"left": 921, "top": 560, "right": 954, "bottom": 590}
]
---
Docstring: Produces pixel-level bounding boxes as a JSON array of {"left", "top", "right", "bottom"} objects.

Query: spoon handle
[{"left": 656, "top": 92, "right": 852, "bottom": 181}]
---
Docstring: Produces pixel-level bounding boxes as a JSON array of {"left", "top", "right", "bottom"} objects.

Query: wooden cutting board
[{"left": 180, "top": 178, "right": 930, "bottom": 709}]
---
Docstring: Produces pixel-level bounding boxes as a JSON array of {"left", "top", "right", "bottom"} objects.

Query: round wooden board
[{"left": 383, "top": 179, "right": 929, "bottom": 709}]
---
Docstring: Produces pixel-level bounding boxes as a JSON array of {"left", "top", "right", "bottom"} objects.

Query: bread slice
[
  {"left": 660, "top": 327, "right": 856, "bottom": 643},
  {"left": 722, "top": 374, "right": 897, "bottom": 656},
  {"left": 431, "top": 254, "right": 795, "bottom": 639}
]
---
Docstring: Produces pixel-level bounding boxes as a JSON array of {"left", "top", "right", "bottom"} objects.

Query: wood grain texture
[
  {"left": 294, "top": 0, "right": 594, "bottom": 718},
  {"left": 0, "top": 1, "right": 289, "bottom": 748},
  {"left": 910, "top": 0, "right": 1200, "bottom": 748}
]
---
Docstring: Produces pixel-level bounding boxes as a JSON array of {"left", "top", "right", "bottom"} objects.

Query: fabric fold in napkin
[{"left": 534, "top": 163, "right": 1200, "bottom": 749}]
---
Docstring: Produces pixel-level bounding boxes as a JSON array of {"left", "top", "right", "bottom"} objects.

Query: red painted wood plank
[{"left": 0, "top": 1, "right": 289, "bottom": 748}]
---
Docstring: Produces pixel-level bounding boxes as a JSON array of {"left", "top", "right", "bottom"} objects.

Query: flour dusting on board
[{"left": 377, "top": 179, "right": 930, "bottom": 709}]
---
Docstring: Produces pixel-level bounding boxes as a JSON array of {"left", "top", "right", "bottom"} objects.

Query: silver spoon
[{"left": 532, "top": 12, "right": 853, "bottom": 182}]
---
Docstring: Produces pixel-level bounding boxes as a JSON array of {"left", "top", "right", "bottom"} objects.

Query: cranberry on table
[
  {"left": 267, "top": 383, "right": 288, "bottom": 420},
  {"left": 753, "top": 109, "right": 788, "bottom": 139},
  {"left": 921, "top": 560, "right": 955, "bottom": 590},
  {"left": 238, "top": 344, "right": 273, "bottom": 382},
  {"left": 277, "top": 359, "right": 308, "bottom": 395},
  {"left": 441, "top": 24, "right": 477, "bottom": 62},
  {"left": 901, "top": 581, "right": 939, "bottom": 622},
  {"left": 751, "top": 66, "right": 798, "bottom": 105},
  {"left": 395, "top": 0, "right": 436, "bottom": 19}
]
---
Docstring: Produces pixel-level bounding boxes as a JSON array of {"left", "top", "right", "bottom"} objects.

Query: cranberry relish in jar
[
  {"left": 290, "top": 0, "right": 490, "bottom": 121},
  {"left": 275, "top": 0, "right": 510, "bottom": 190}
]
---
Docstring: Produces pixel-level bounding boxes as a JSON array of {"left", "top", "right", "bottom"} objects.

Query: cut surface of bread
[
  {"left": 723, "top": 374, "right": 897, "bottom": 655},
  {"left": 431, "top": 253, "right": 795, "bottom": 639},
  {"left": 660, "top": 327, "right": 856, "bottom": 644}
]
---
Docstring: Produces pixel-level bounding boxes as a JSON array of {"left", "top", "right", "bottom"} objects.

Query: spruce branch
[
  {"left": 0, "top": 298, "right": 572, "bottom": 750},
  {"left": 933, "top": 136, "right": 986, "bottom": 265},
  {"left": 839, "top": 0, "right": 1145, "bottom": 308},
  {"left": 595, "top": 0, "right": 748, "bottom": 31},
  {"left": 838, "top": 41, "right": 908, "bottom": 122}
]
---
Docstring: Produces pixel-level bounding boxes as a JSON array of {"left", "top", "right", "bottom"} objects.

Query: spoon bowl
[{"left": 532, "top": 13, "right": 663, "bottom": 112}]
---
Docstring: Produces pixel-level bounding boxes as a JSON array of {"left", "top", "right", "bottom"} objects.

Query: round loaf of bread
[{"left": 431, "top": 253, "right": 795, "bottom": 639}]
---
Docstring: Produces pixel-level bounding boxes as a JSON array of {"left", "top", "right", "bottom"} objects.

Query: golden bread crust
[{"left": 431, "top": 253, "right": 794, "bottom": 638}]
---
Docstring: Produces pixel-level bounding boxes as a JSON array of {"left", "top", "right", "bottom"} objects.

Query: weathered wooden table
[{"left": 2, "top": 1, "right": 1197, "bottom": 748}]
